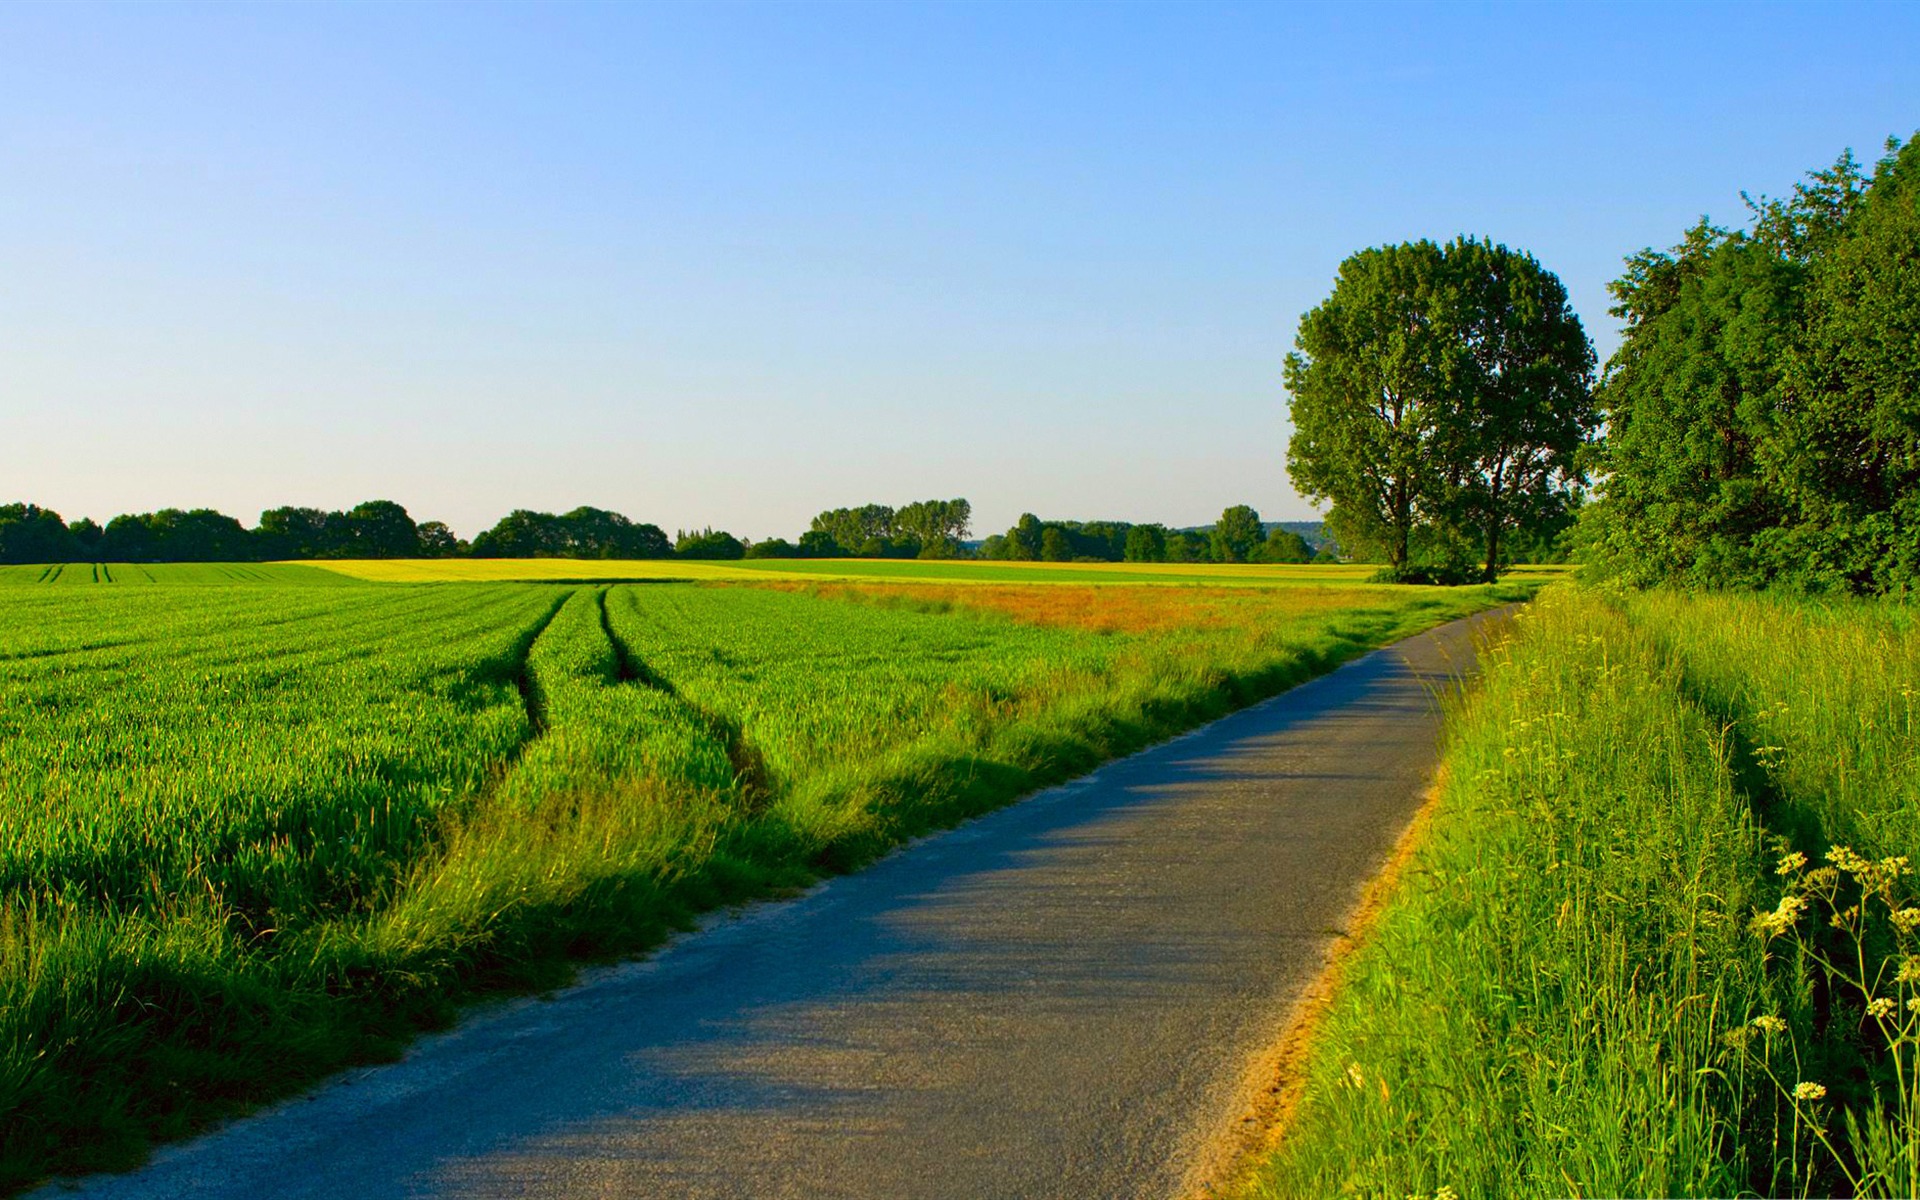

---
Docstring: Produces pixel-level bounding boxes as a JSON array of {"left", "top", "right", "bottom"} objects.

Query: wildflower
[
  {"left": 1344, "top": 1063, "right": 1365, "bottom": 1090},
  {"left": 1436, "top": 1188, "right": 1460, "bottom": 1200},
  {"left": 1775, "top": 851, "right": 1809, "bottom": 876},
  {"left": 1829, "top": 846, "right": 1870, "bottom": 875},
  {"left": 1901, "top": 959, "right": 1920, "bottom": 985},
  {"left": 1752, "top": 894, "right": 1808, "bottom": 938},
  {"left": 1909, "top": 998, "right": 1920, "bottom": 1015},
  {"left": 1752, "top": 1015, "right": 1788, "bottom": 1034},
  {"left": 1794, "top": 1081, "right": 1827, "bottom": 1102},
  {"left": 1892, "top": 908, "right": 1920, "bottom": 934},
  {"left": 1868, "top": 997, "right": 1897, "bottom": 1020}
]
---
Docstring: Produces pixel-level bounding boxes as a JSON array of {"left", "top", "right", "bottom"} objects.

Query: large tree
[
  {"left": 342, "top": 500, "right": 420, "bottom": 558},
  {"left": 1283, "top": 240, "right": 1462, "bottom": 572},
  {"left": 894, "top": 498, "right": 972, "bottom": 558},
  {"left": 1446, "top": 239, "right": 1597, "bottom": 581},
  {"left": 1284, "top": 239, "right": 1595, "bottom": 578},
  {"left": 1210, "top": 504, "right": 1264, "bottom": 563},
  {"left": 809, "top": 504, "right": 896, "bottom": 555}
]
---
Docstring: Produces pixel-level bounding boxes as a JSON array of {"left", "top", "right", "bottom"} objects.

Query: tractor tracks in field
[
  {"left": 511, "top": 593, "right": 571, "bottom": 740},
  {"left": 478, "top": 590, "right": 571, "bottom": 781},
  {"left": 465, "top": 583, "right": 771, "bottom": 810},
  {"left": 594, "top": 586, "right": 775, "bottom": 805}
]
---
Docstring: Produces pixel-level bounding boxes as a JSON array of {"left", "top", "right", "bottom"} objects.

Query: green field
[
  {"left": 1249, "top": 584, "right": 1920, "bottom": 1198},
  {"left": 0, "top": 562, "right": 360, "bottom": 586},
  {"left": 299, "top": 556, "right": 1389, "bottom": 586},
  {"left": 0, "top": 568, "right": 1523, "bottom": 1188},
  {"left": 289, "top": 556, "right": 1568, "bottom": 588}
]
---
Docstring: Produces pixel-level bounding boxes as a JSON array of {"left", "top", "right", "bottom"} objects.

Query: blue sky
[{"left": 3, "top": 1, "right": 1915, "bottom": 539}]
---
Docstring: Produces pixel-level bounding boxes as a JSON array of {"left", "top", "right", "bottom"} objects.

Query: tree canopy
[
  {"left": 1211, "top": 505, "right": 1264, "bottom": 563},
  {"left": 1579, "top": 134, "right": 1920, "bottom": 594},
  {"left": 673, "top": 528, "right": 745, "bottom": 560},
  {"left": 977, "top": 507, "right": 1327, "bottom": 565},
  {"left": 470, "top": 507, "right": 671, "bottom": 559},
  {"left": 0, "top": 505, "right": 77, "bottom": 565},
  {"left": 806, "top": 498, "right": 972, "bottom": 559},
  {"left": 1285, "top": 238, "right": 1596, "bottom": 580}
]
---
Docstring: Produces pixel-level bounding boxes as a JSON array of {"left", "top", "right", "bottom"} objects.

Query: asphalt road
[{"left": 45, "top": 608, "right": 1505, "bottom": 1200}]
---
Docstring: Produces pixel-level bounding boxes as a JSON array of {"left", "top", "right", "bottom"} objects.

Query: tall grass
[
  {"left": 1632, "top": 590, "right": 1920, "bottom": 1195},
  {"left": 1251, "top": 583, "right": 1920, "bottom": 1197},
  {"left": 1627, "top": 590, "right": 1920, "bottom": 865}
]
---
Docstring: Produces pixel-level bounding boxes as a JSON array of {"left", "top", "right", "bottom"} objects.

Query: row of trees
[
  {"left": 0, "top": 501, "right": 686, "bottom": 564},
  {"left": 1577, "top": 135, "right": 1920, "bottom": 595},
  {"left": 0, "top": 495, "right": 1341, "bottom": 568},
  {"left": 1284, "top": 237, "right": 1597, "bottom": 583},
  {"left": 0, "top": 502, "right": 454, "bottom": 564},
  {"left": 469, "top": 508, "right": 672, "bottom": 559},
  {"left": 789, "top": 499, "right": 974, "bottom": 559},
  {"left": 976, "top": 506, "right": 1323, "bottom": 564}
]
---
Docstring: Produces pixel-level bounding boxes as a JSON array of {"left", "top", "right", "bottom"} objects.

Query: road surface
[{"left": 44, "top": 608, "right": 1505, "bottom": 1200}]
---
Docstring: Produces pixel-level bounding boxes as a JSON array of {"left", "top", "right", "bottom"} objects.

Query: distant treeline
[
  {"left": 0, "top": 501, "right": 697, "bottom": 565},
  {"left": 0, "top": 501, "right": 677, "bottom": 564},
  {"left": 0, "top": 496, "right": 1348, "bottom": 567},
  {"left": 976, "top": 505, "right": 1331, "bottom": 564},
  {"left": 744, "top": 499, "right": 975, "bottom": 560}
]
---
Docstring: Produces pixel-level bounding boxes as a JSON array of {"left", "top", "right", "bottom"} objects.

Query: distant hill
[
  {"left": 1171, "top": 519, "right": 1331, "bottom": 550},
  {"left": 962, "top": 518, "right": 1335, "bottom": 555},
  {"left": 1267, "top": 520, "right": 1329, "bottom": 548}
]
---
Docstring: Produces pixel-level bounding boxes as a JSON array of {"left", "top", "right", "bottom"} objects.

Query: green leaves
[
  {"left": 1582, "top": 134, "right": 1920, "bottom": 596},
  {"left": 1285, "top": 239, "right": 1596, "bottom": 580}
]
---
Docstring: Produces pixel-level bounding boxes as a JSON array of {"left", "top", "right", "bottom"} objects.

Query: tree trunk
[
  {"left": 1390, "top": 475, "right": 1410, "bottom": 569},
  {"left": 1482, "top": 459, "right": 1508, "bottom": 583}
]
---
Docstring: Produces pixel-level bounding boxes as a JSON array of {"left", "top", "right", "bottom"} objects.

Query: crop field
[
  {"left": 0, "top": 568, "right": 1523, "bottom": 1188},
  {"left": 1248, "top": 585, "right": 1920, "bottom": 1199},
  {"left": 0, "top": 563, "right": 358, "bottom": 586},
  {"left": 295, "top": 556, "right": 1569, "bottom": 588}
]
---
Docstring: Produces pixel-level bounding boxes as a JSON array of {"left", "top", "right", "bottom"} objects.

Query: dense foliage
[
  {"left": 977, "top": 506, "right": 1326, "bottom": 565},
  {"left": 671, "top": 527, "right": 746, "bottom": 559},
  {"left": 1580, "top": 135, "right": 1920, "bottom": 595},
  {"left": 469, "top": 506, "right": 671, "bottom": 559},
  {"left": 804, "top": 498, "right": 973, "bottom": 559},
  {"left": 0, "top": 500, "right": 451, "bottom": 563},
  {"left": 0, "top": 500, "right": 691, "bottom": 564},
  {"left": 1284, "top": 238, "right": 1596, "bottom": 582}
]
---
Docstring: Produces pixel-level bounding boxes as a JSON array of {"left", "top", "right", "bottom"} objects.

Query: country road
[{"left": 43, "top": 607, "right": 1508, "bottom": 1200}]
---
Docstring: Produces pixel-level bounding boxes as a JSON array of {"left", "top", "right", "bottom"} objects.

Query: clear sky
[{"left": 3, "top": 1, "right": 1915, "bottom": 540}]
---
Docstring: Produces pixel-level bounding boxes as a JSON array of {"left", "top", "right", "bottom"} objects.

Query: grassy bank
[
  {"left": 0, "top": 576, "right": 1521, "bottom": 1191},
  {"left": 1250, "top": 584, "right": 1920, "bottom": 1197}
]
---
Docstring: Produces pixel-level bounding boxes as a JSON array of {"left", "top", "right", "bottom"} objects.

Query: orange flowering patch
[{"left": 758, "top": 582, "right": 1395, "bottom": 636}]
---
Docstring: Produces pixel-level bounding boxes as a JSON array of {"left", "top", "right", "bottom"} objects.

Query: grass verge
[{"left": 1246, "top": 582, "right": 1920, "bottom": 1197}]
